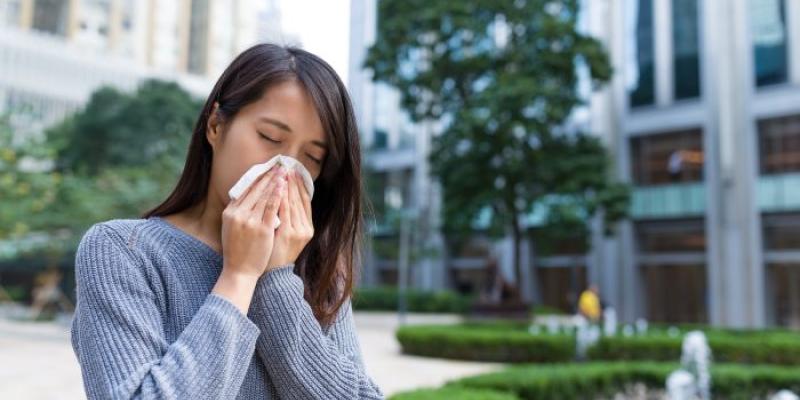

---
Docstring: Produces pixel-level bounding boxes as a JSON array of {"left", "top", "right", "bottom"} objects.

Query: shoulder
[
  {"left": 77, "top": 217, "right": 169, "bottom": 259},
  {"left": 75, "top": 218, "right": 157, "bottom": 286},
  {"left": 81, "top": 218, "right": 149, "bottom": 246}
]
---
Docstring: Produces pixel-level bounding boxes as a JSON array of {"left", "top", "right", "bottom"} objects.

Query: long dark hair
[{"left": 143, "top": 43, "right": 365, "bottom": 330}]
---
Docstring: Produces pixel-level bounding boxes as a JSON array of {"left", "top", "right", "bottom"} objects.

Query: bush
[
  {"left": 389, "top": 386, "right": 520, "bottom": 400},
  {"left": 589, "top": 332, "right": 800, "bottom": 365},
  {"left": 397, "top": 322, "right": 800, "bottom": 365},
  {"left": 451, "top": 362, "right": 800, "bottom": 400},
  {"left": 353, "top": 286, "right": 474, "bottom": 313},
  {"left": 396, "top": 323, "right": 574, "bottom": 363}
]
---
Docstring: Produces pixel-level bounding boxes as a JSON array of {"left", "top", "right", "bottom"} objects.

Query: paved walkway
[{"left": 0, "top": 306, "right": 504, "bottom": 399}]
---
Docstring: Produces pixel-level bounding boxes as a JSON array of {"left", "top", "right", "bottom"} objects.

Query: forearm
[
  {"left": 248, "top": 264, "right": 385, "bottom": 399},
  {"left": 75, "top": 292, "right": 261, "bottom": 399}
]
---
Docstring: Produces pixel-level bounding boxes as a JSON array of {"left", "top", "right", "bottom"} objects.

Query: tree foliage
[
  {"left": 364, "top": 0, "right": 630, "bottom": 297},
  {"left": 0, "top": 79, "right": 200, "bottom": 263}
]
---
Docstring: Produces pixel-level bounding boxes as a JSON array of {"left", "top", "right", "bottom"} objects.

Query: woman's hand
[
  {"left": 220, "top": 165, "right": 288, "bottom": 279},
  {"left": 266, "top": 169, "right": 315, "bottom": 271}
]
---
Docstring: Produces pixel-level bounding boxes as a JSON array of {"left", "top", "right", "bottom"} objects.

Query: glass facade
[
  {"left": 758, "top": 114, "right": 800, "bottom": 174},
  {"left": 751, "top": 0, "right": 789, "bottom": 87},
  {"left": 636, "top": 219, "right": 707, "bottom": 323},
  {"left": 630, "top": 128, "right": 704, "bottom": 185},
  {"left": 672, "top": 0, "right": 701, "bottom": 99},
  {"left": 642, "top": 264, "right": 708, "bottom": 323},
  {"left": 32, "top": 0, "right": 70, "bottom": 36},
  {"left": 763, "top": 214, "right": 800, "bottom": 327},
  {"left": 530, "top": 227, "right": 589, "bottom": 314},
  {"left": 537, "top": 266, "right": 587, "bottom": 314},
  {"left": 187, "top": 0, "right": 210, "bottom": 75},
  {"left": 763, "top": 213, "right": 800, "bottom": 250},
  {"left": 636, "top": 219, "right": 706, "bottom": 252},
  {"left": 628, "top": 0, "right": 655, "bottom": 107}
]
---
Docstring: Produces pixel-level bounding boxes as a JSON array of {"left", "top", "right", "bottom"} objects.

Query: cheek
[{"left": 212, "top": 130, "right": 279, "bottom": 201}]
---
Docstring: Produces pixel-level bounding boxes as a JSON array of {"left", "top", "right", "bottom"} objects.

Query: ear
[{"left": 207, "top": 101, "right": 222, "bottom": 150}]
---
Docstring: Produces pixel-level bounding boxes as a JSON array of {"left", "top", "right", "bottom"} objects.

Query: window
[
  {"left": 630, "top": 128, "right": 704, "bottom": 185},
  {"left": 758, "top": 114, "right": 800, "bottom": 174},
  {"left": 32, "top": 0, "right": 69, "bottom": 35},
  {"left": 636, "top": 219, "right": 706, "bottom": 253},
  {"left": 763, "top": 214, "right": 800, "bottom": 327},
  {"left": 672, "top": 0, "right": 701, "bottom": 99},
  {"left": 763, "top": 214, "right": 800, "bottom": 250},
  {"left": 751, "top": 0, "right": 789, "bottom": 87},
  {"left": 635, "top": 219, "right": 707, "bottom": 323},
  {"left": 628, "top": 0, "right": 656, "bottom": 107},
  {"left": 642, "top": 264, "right": 708, "bottom": 323},
  {"left": 372, "top": 129, "right": 388, "bottom": 150}
]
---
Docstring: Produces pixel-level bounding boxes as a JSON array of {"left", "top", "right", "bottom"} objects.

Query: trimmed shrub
[
  {"left": 397, "top": 322, "right": 800, "bottom": 365},
  {"left": 396, "top": 324, "right": 574, "bottom": 363},
  {"left": 589, "top": 332, "right": 800, "bottom": 365},
  {"left": 451, "top": 362, "right": 800, "bottom": 400},
  {"left": 389, "top": 386, "right": 520, "bottom": 400}
]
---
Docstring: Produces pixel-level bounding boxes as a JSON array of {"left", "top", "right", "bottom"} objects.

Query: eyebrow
[{"left": 259, "top": 116, "right": 328, "bottom": 151}]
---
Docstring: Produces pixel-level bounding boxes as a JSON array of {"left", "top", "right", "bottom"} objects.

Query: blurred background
[{"left": 2, "top": 0, "right": 800, "bottom": 399}]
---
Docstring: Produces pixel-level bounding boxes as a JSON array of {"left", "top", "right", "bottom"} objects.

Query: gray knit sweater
[{"left": 70, "top": 216, "right": 385, "bottom": 399}]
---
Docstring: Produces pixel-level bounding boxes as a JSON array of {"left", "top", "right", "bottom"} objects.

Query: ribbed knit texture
[{"left": 70, "top": 216, "right": 385, "bottom": 399}]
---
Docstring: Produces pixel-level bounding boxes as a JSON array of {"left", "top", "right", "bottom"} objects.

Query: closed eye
[
  {"left": 258, "top": 132, "right": 280, "bottom": 143},
  {"left": 308, "top": 155, "right": 322, "bottom": 165}
]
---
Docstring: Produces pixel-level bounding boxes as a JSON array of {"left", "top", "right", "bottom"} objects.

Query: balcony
[
  {"left": 631, "top": 182, "right": 705, "bottom": 219},
  {"left": 758, "top": 173, "right": 800, "bottom": 212}
]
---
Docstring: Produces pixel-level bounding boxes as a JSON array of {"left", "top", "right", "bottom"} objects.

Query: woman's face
[{"left": 207, "top": 79, "right": 328, "bottom": 205}]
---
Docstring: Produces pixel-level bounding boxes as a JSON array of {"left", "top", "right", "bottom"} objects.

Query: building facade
[
  {"left": 349, "top": 0, "right": 800, "bottom": 329},
  {"left": 0, "top": 0, "right": 292, "bottom": 77},
  {"left": 0, "top": 0, "right": 298, "bottom": 135},
  {"left": 583, "top": 0, "right": 800, "bottom": 329}
]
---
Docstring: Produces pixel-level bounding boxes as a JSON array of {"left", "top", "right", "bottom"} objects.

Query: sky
[{"left": 278, "top": 0, "right": 352, "bottom": 86}]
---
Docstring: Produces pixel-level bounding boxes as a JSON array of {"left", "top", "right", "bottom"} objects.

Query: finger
[
  {"left": 279, "top": 174, "right": 294, "bottom": 229},
  {"left": 235, "top": 166, "right": 275, "bottom": 210},
  {"left": 237, "top": 167, "right": 278, "bottom": 211},
  {"left": 295, "top": 170, "right": 313, "bottom": 223},
  {"left": 288, "top": 173, "right": 304, "bottom": 229},
  {"left": 253, "top": 176, "right": 281, "bottom": 219},
  {"left": 261, "top": 176, "right": 284, "bottom": 229},
  {"left": 231, "top": 166, "right": 271, "bottom": 208},
  {"left": 274, "top": 182, "right": 290, "bottom": 231}
]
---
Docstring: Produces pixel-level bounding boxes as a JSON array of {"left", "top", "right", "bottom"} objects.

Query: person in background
[{"left": 578, "top": 283, "right": 602, "bottom": 323}]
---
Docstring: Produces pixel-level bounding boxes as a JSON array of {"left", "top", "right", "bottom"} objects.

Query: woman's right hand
[{"left": 220, "top": 165, "right": 288, "bottom": 280}]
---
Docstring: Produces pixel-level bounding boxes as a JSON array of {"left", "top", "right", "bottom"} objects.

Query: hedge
[
  {"left": 353, "top": 286, "right": 474, "bottom": 313},
  {"left": 396, "top": 323, "right": 574, "bottom": 363},
  {"left": 389, "top": 386, "right": 520, "bottom": 400},
  {"left": 589, "top": 331, "right": 800, "bottom": 365},
  {"left": 451, "top": 362, "right": 800, "bottom": 400},
  {"left": 397, "top": 322, "right": 800, "bottom": 365},
  {"left": 352, "top": 287, "right": 564, "bottom": 315}
]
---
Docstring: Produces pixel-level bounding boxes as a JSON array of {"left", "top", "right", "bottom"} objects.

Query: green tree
[
  {"left": 0, "top": 110, "right": 61, "bottom": 240},
  {"left": 365, "top": 0, "right": 629, "bottom": 301},
  {"left": 51, "top": 79, "right": 200, "bottom": 175},
  {"left": 41, "top": 79, "right": 200, "bottom": 251}
]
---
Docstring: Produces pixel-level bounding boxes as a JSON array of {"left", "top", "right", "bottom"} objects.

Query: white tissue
[{"left": 228, "top": 154, "right": 315, "bottom": 229}]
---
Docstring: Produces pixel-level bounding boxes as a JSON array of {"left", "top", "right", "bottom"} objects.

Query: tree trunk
[{"left": 510, "top": 209, "right": 523, "bottom": 302}]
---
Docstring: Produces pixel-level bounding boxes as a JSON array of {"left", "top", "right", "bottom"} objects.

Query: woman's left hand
[{"left": 266, "top": 169, "right": 314, "bottom": 271}]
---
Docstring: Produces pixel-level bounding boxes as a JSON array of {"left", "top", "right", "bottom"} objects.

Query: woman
[{"left": 70, "top": 43, "right": 385, "bottom": 399}]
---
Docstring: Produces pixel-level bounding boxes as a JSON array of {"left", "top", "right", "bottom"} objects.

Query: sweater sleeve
[
  {"left": 70, "top": 223, "right": 261, "bottom": 400},
  {"left": 249, "top": 263, "right": 385, "bottom": 399}
]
